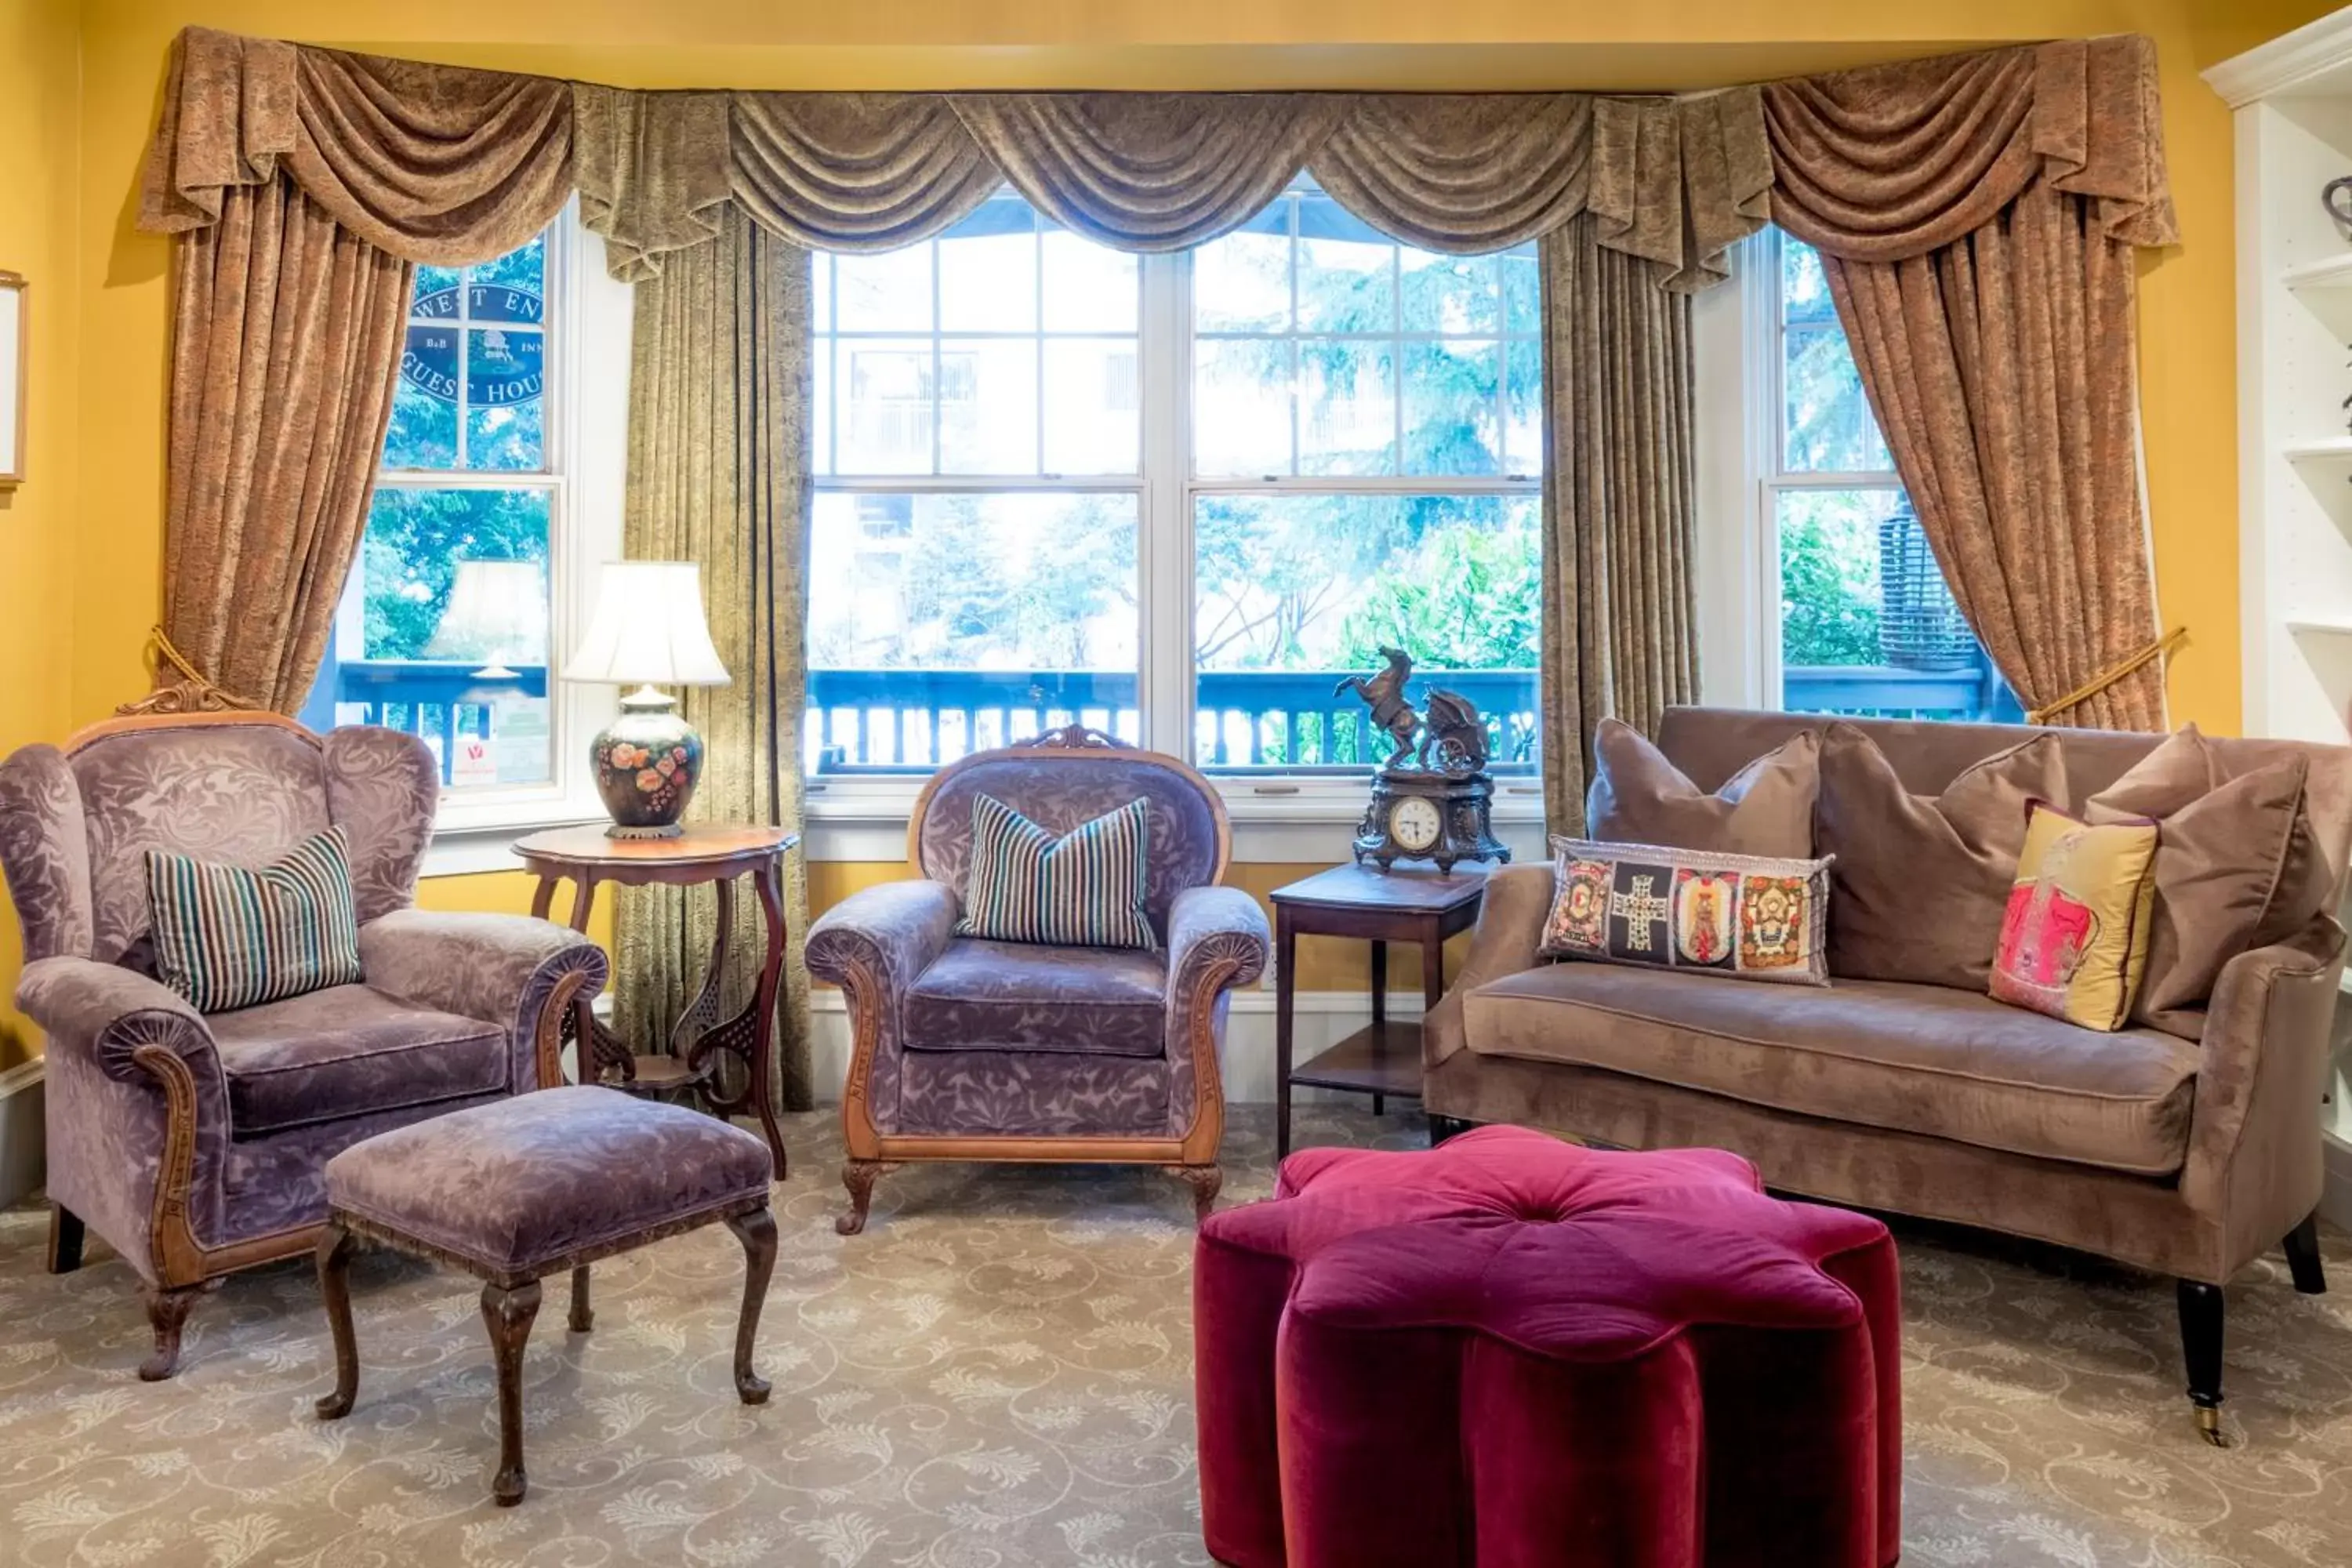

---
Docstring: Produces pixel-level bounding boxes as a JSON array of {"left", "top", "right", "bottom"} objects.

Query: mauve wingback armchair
[
  {"left": 806, "top": 728, "right": 1269, "bottom": 1234},
  {"left": 0, "top": 711, "right": 608, "bottom": 1379}
]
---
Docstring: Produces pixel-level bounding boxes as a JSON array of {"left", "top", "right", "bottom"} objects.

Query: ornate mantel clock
[{"left": 1339, "top": 646, "right": 1512, "bottom": 873}]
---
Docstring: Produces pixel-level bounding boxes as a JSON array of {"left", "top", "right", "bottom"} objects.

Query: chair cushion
[
  {"left": 956, "top": 793, "right": 1159, "bottom": 951},
  {"left": 210, "top": 984, "right": 508, "bottom": 1136},
  {"left": 904, "top": 938, "right": 1169, "bottom": 1057},
  {"left": 145, "top": 826, "right": 363, "bottom": 1013},
  {"left": 324, "top": 1086, "right": 772, "bottom": 1276},
  {"left": 1463, "top": 961, "right": 2200, "bottom": 1176}
]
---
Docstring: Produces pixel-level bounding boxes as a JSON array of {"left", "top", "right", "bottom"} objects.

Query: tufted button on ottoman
[
  {"left": 1193, "top": 1127, "right": 1901, "bottom": 1568},
  {"left": 315, "top": 1086, "right": 779, "bottom": 1505}
]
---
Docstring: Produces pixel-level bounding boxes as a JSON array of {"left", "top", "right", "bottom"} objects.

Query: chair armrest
[
  {"left": 1424, "top": 862, "right": 1555, "bottom": 1069},
  {"left": 2181, "top": 916, "right": 2345, "bottom": 1257},
  {"left": 17, "top": 955, "right": 222, "bottom": 1083},
  {"left": 358, "top": 909, "right": 608, "bottom": 1091},
  {"left": 805, "top": 880, "right": 961, "bottom": 1000},
  {"left": 1164, "top": 885, "right": 1271, "bottom": 1017}
]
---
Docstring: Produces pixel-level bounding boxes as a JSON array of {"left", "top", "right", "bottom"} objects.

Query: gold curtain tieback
[
  {"left": 114, "top": 625, "right": 264, "bottom": 716},
  {"left": 2024, "top": 626, "right": 2186, "bottom": 727}
]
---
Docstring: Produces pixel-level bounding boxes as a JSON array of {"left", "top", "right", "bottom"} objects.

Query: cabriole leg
[
  {"left": 726, "top": 1208, "right": 779, "bottom": 1403},
  {"left": 480, "top": 1279, "right": 543, "bottom": 1505},
  {"left": 140, "top": 1283, "right": 203, "bottom": 1382},
  {"left": 314, "top": 1225, "right": 360, "bottom": 1419}
]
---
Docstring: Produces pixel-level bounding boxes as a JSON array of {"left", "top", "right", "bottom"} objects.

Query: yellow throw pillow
[{"left": 1988, "top": 802, "right": 2160, "bottom": 1032}]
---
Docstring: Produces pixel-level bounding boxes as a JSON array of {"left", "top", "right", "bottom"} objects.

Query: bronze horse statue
[{"left": 1336, "top": 646, "right": 1421, "bottom": 768}]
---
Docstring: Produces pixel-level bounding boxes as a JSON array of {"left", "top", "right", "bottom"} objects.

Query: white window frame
[
  {"left": 1716, "top": 226, "right": 1907, "bottom": 713},
  {"left": 397, "top": 202, "right": 626, "bottom": 875},
  {"left": 803, "top": 211, "right": 1551, "bottom": 862}
]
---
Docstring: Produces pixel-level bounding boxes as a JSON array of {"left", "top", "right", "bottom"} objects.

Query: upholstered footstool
[
  {"left": 1194, "top": 1127, "right": 1902, "bottom": 1568},
  {"left": 314, "top": 1086, "right": 779, "bottom": 1505}
]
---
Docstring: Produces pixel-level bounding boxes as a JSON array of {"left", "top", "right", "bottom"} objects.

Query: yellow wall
[
  {"left": 0, "top": 0, "right": 2340, "bottom": 1062},
  {"left": 0, "top": 0, "right": 83, "bottom": 1068}
]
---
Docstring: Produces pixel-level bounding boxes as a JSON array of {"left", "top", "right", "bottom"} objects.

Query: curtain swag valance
[{"left": 138, "top": 27, "right": 2174, "bottom": 288}]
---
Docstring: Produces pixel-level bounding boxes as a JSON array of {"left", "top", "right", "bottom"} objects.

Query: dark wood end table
[
  {"left": 514, "top": 824, "right": 799, "bottom": 1173},
  {"left": 1270, "top": 862, "right": 1490, "bottom": 1158}
]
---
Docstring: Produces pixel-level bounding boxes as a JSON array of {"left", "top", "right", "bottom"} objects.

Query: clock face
[{"left": 1388, "top": 795, "right": 1443, "bottom": 853}]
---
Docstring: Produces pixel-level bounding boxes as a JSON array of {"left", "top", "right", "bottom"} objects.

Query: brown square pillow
[
  {"left": 2085, "top": 725, "right": 2318, "bottom": 1039},
  {"left": 1815, "top": 722, "right": 2067, "bottom": 989},
  {"left": 1585, "top": 717, "right": 1819, "bottom": 858}
]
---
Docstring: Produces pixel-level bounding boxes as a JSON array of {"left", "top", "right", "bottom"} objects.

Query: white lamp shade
[{"left": 563, "top": 561, "right": 731, "bottom": 688}]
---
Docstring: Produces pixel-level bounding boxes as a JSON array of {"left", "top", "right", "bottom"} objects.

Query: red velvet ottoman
[{"left": 1194, "top": 1127, "right": 1900, "bottom": 1568}]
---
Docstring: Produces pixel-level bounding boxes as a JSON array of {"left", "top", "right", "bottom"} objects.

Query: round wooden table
[{"left": 514, "top": 825, "right": 799, "bottom": 1173}]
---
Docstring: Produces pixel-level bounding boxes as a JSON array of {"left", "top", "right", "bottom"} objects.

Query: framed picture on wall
[{"left": 0, "top": 273, "right": 22, "bottom": 487}]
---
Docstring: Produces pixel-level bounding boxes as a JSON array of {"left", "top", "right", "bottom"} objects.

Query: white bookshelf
[{"left": 2208, "top": 9, "right": 2352, "bottom": 1216}]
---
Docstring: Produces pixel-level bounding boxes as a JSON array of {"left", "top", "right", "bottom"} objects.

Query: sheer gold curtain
[
  {"left": 1537, "top": 212, "right": 1700, "bottom": 834},
  {"left": 612, "top": 206, "right": 815, "bottom": 1109}
]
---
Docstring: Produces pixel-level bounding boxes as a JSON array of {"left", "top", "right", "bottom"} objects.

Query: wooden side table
[
  {"left": 514, "top": 825, "right": 799, "bottom": 1173},
  {"left": 1270, "top": 862, "right": 1490, "bottom": 1158}
]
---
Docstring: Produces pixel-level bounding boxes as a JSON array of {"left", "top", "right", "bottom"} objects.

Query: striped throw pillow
[
  {"left": 956, "top": 794, "right": 1159, "bottom": 951},
  {"left": 144, "top": 827, "right": 365, "bottom": 1013}
]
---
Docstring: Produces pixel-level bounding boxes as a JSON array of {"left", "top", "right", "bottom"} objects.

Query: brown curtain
[
  {"left": 136, "top": 175, "right": 410, "bottom": 714},
  {"left": 613, "top": 205, "right": 815, "bottom": 1111},
  {"left": 1763, "top": 38, "right": 2177, "bottom": 729},
  {"left": 1537, "top": 212, "right": 1699, "bottom": 833}
]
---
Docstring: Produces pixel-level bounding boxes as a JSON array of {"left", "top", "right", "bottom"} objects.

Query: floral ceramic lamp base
[{"left": 592, "top": 688, "right": 704, "bottom": 838}]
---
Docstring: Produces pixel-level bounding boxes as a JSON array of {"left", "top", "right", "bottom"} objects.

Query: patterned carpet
[{"left": 2, "top": 1105, "right": 2350, "bottom": 1567}]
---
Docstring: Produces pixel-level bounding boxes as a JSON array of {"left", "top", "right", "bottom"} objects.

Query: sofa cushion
[
  {"left": 903, "top": 938, "right": 1168, "bottom": 1057},
  {"left": 1817, "top": 722, "right": 2066, "bottom": 990},
  {"left": 1538, "top": 836, "right": 1831, "bottom": 985},
  {"left": 1462, "top": 962, "right": 2198, "bottom": 1176},
  {"left": 2087, "top": 724, "right": 2321, "bottom": 1038},
  {"left": 210, "top": 984, "right": 509, "bottom": 1135},
  {"left": 1586, "top": 717, "right": 1818, "bottom": 858},
  {"left": 1990, "top": 803, "right": 2160, "bottom": 1033}
]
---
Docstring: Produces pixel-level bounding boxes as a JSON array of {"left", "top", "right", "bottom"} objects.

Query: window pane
[
  {"left": 1781, "top": 235, "right": 1838, "bottom": 325},
  {"left": 835, "top": 246, "right": 933, "bottom": 332},
  {"left": 1504, "top": 340, "right": 1543, "bottom": 475},
  {"left": 1777, "top": 489, "right": 1893, "bottom": 673},
  {"left": 805, "top": 492, "right": 1141, "bottom": 771},
  {"left": 1297, "top": 196, "right": 1393, "bottom": 332},
  {"left": 385, "top": 361, "right": 459, "bottom": 470},
  {"left": 811, "top": 251, "right": 832, "bottom": 331},
  {"left": 1501, "top": 246, "right": 1541, "bottom": 335},
  {"left": 838, "top": 339, "right": 936, "bottom": 474},
  {"left": 1193, "top": 214, "right": 1291, "bottom": 332},
  {"left": 470, "top": 234, "right": 546, "bottom": 305},
  {"left": 463, "top": 327, "right": 546, "bottom": 470},
  {"left": 811, "top": 339, "right": 833, "bottom": 477},
  {"left": 1299, "top": 339, "right": 1395, "bottom": 475},
  {"left": 1194, "top": 337, "right": 1294, "bottom": 477},
  {"left": 1401, "top": 250, "right": 1500, "bottom": 334},
  {"left": 1403, "top": 339, "right": 1503, "bottom": 475},
  {"left": 1044, "top": 338, "right": 1140, "bottom": 474},
  {"left": 1192, "top": 493, "right": 1540, "bottom": 771},
  {"left": 310, "top": 486, "right": 554, "bottom": 788},
  {"left": 940, "top": 198, "right": 1038, "bottom": 332},
  {"left": 1041, "top": 226, "right": 1140, "bottom": 332},
  {"left": 1784, "top": 325, "right": 1891, "bottom": 474},
  {"left": 939, "top": 339, "right": 1040, "bottom": 475}
]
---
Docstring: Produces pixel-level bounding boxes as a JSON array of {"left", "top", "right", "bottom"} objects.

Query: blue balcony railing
[{"left": 314, "top": 652, "right": 2019, "bottom": 785}]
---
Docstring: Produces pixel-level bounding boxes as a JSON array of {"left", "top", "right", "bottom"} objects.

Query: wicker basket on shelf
[{"left": 1876, "top": 506, "right": 1977, "bottom": 671}]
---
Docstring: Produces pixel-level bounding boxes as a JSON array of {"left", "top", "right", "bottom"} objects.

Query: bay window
[{"left": 804, "top": 177, "right": 1544, "bottom": 797}]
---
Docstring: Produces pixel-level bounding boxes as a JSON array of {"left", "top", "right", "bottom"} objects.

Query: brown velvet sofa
[{"left": 1424, "top": 707, "right": 2352, "bottom": 1442}]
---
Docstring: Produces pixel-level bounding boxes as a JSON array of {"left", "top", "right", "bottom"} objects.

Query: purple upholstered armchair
[
  {"left": 0, "top": 713, "right": 607, "bottom": 1379},
  {"left": 807, "top": 728, "right": 1269, "bottom": 1233}
]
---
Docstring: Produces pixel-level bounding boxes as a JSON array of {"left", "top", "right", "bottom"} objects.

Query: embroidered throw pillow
[
  {"left": 1586, "top": 717, "right": 1820, "bottom": 858},
  {"left": 956, "top": 794, "right": 1158, "bottom": 951},
  {"left": 1538, "top": 835, "right": 1832, "bottom": 985},
  {"left": 1990, "top": 803, "right": 2161, "bottom": 1033},
  {"left": 2085, "top": 725, "right": 2320, "bottom": 1038},
  {"left": 144, "top": 827, "right": 365, "bottom": 1014},
  {"left": 1815, "top": 723, "right": 2067, "bottom": 990}
]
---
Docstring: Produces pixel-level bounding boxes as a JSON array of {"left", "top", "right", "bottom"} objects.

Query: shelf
[
  {"left": 1289, "top": 1021, "right": 1425, "bottom": 1098},
  {"left": 2282, "top": 437, "right": 2352, "bottom": 463},
  {"left": 2284, "top": 254, "right": 2352, "bottom": 290},
  {"left": 2287, "top": 618, "right": 2352, "bottom": 635}
]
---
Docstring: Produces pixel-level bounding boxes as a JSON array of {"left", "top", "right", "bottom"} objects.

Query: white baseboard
[
  {"left": 807, "top": 986, "right": 1418, "bottom": 1108},
  {"left": 0, "top": 1059, "right": 45, "bottom": 1209},
  {"left": 2325, "top": 1131, "right": 2352, "bottom": 1232}
]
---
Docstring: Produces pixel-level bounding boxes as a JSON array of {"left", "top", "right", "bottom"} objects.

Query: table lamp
[{"left": 564, "top": 561, "right": 731, "bottom": 837}]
